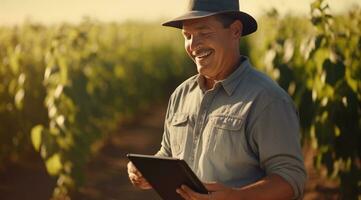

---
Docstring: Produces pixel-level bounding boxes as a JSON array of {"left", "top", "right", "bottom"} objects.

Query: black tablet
[{"left": 127, "top": 154, "right": 208, "bottom": 200}]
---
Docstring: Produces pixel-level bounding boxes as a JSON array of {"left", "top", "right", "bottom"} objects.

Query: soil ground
[{"left": 0, "top": 103, "right": 338, "bottom": 200}]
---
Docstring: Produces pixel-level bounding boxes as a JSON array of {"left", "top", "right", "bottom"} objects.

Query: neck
[{"left": 204, "top": 55, "right": 242, "bottom": 90}]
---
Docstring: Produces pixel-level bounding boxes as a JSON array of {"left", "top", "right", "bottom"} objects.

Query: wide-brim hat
[{"left": 162, "top": 0, "right": 258, "bottom": 36}]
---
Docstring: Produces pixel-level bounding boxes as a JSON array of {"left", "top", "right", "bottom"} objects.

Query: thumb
[{"left": 204, "top": 182, "right": 224, "bottom": 191}]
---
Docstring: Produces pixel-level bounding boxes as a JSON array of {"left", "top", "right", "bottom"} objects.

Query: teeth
[{"left": 195, "top": 50, "right": 212, "bottom": 58}]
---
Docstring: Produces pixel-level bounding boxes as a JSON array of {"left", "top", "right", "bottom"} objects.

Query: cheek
[{"left": 184, "top": 43, "right": 193, "bottom": 58}]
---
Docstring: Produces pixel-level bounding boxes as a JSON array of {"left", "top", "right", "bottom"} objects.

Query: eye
[{"left": 200, "top": 31, "right": 211, "bottom": 37}]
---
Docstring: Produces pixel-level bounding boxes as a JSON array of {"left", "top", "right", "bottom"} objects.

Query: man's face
[{"left": 182, "top": 16, "right": 240, "bottom": 80}]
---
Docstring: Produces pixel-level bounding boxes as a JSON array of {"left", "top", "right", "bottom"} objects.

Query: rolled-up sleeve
[{"left": 249, "top": 98, "right": 307, "bottom": 199}]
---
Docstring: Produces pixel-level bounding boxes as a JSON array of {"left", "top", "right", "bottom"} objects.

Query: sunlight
[{"left": 0, "top": 0, "right": 359, "bottom": 25}]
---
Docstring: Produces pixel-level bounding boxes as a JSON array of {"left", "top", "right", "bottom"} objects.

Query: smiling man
[{"left": 127, "top": 0, "right": 306, "bottom": 199}]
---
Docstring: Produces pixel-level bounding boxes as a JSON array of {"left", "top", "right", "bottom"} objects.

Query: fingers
[
  {"left": 128, "top": 173, "right": 142, "bottom": 184},
  {"left": 204, "top": 183, "right": 235, "bottom": 200},
  {"left": 137, "top": 179, "right": 152, "bottom": 189},
  {"left": 177, "top": 185, "right": 209, "bottom": 200},
  {"left": 128, "top": 172, "right": 152, "bottom": 189},
  {"left": 204, "top": 182, "right": 224, "bottom": 191},
  {"left": 127, "top": 162, "right": 152, "bottom": 189},
  {"left": 127, "top": 162, "right": 142, "bottom": 177},
  {"left": 176, "top": 186, "right": 192, "bottom": 200}
]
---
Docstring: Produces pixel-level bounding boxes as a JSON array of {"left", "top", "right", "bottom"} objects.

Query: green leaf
[
  {"left": 58, "top": 57, "right": 68, "bottom": 85},
  {"left": 31, "top": 125, "right": 43, "bottom": 151},
  {"left": 45, "top": 153, "right": 62, "bottom": 176},
  {"left": 8, "top": 79, "right": 17, "bottom": 95},
  {"left": 311, "top": 0, "right": 323, "bottom": 10},
  {"left": 9, "top": 53, "right": 19, "bottom": 74},
  {"left": 14, "top": 88, "right": 24, "bottom": 110}
]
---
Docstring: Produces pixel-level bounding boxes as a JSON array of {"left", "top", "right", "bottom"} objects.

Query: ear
[{"left": 230, "top": 20, "right": 243, "bottom": 39}]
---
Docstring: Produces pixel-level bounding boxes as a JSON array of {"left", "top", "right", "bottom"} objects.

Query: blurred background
[{"left": 0, "top": 0, "right": 360, "bottom": 199}]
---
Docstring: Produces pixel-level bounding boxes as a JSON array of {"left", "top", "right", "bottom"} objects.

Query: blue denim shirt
[{"left": 156, "top": 57, "right": 306, "bottom": 199}]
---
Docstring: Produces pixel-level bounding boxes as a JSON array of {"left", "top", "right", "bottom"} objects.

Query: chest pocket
[
  {"left": 212, "top": 116, "right": 243, "bottom": 130},
  {"left": 205, "top": 115, "right": 248, "bottom": 161},
  {"left": 169, "top": 113, "right": 189, "bottom": 157}
]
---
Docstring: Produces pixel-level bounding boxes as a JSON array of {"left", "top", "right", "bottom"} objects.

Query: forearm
[{"left": 231, "top": 174, "right": 294, "bottom": 200}]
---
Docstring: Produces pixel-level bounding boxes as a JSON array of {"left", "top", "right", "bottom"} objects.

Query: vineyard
[{"left": 0, "top": 0, "right": 360, "bottom": 199}]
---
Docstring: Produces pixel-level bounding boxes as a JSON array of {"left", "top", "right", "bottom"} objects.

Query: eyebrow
[{"left": 193, "top": 24, "right": 211, "bottom": 30}]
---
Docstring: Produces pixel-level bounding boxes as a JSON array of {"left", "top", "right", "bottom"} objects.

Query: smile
[{"left": 194, "top": 50, "right": 213, "bottom": 60}]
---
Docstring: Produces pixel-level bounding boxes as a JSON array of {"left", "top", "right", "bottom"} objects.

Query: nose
[{"left": 189, "top": 35, "right": 201, "bottom": 52}]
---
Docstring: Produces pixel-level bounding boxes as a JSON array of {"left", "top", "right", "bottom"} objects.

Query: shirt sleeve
[
  {"left": 155, "top": 96, "right": 173, "bottom": 157},
  {"left": 248, "top": 98, "right": 307, "bottom": 200},
  {"left": 155, "top": 129, "right": 171, "bottom": 157}
]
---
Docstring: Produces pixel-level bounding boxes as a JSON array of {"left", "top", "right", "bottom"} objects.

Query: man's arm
[
  {"left": 177, "top": 174, "right": 293, "bottom": 200},
  {"left": 247, "top": 99, "right": 306, "bottom": 199},
  {"left": 232, "top": 174, "right": 294, "bottom": 200}
]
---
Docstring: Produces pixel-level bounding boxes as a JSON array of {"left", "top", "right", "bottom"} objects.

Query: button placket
[{"left": 191, "top": 88, "right": 218, "bottom": 170}]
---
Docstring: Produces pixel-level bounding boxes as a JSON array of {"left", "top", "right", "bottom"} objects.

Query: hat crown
[
  {"left": 188, "top": 0, "right": 239, "bottom": 12},
  {"left": 163, "top": 0, "right": 257, "bottom": 36}
]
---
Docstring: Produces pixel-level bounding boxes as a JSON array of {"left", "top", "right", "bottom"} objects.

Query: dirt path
[
  {"left": 0, "top": 151, "right": 56, "bottom": 200},
  {"left": 72, "top": 103, "right": 167, "bottom": 200},
  {"left": 0, "top": 102, "right": 338, "bottom": 200}
]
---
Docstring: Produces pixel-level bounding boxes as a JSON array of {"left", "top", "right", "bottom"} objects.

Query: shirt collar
[
  {"left": 196, "top": 56, "right": 251, "bottom": 96},
  {"left": 221, "top": 56, "right": 251, "bottom": 96}
]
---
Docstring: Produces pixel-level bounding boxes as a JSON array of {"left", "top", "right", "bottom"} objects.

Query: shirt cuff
[{"left": 270, "top": 169, "right": 307, "bottom": 200}]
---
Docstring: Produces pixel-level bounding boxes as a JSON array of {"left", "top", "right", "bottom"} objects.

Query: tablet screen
[{"left": 127, "top": 154, "right": 208, "bottom": 200}]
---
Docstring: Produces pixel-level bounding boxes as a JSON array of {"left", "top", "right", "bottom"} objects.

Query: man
[{"left": 127, "top": 0, "right": 306, "bottom": 199}]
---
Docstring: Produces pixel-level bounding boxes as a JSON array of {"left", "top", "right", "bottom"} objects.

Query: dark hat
[{"left": 162, "top": 0, "right": 258, "bottom": 36}]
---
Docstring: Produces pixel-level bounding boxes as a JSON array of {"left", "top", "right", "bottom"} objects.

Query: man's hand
[
  {"left": 127, "top": 161, "right": 152, "bottom": 189},
  {"left": 176, "top": 174, "right": 295, "bottom": 200},
  {"left": 176, "top": 182, "right": 236, "bottom": 200}
]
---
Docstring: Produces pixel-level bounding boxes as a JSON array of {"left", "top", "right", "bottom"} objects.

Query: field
[{"left": 0, "top": 0, "right": 360, "bottom": 199}]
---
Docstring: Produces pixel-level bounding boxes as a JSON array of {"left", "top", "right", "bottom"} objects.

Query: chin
[{"left": 197, "top": 67, "right": 211, "bottom": 77}]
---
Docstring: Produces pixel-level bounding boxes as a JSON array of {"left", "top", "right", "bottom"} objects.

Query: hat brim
[{"left": 162, "top": 10, "right": 257, "bottom": 36}]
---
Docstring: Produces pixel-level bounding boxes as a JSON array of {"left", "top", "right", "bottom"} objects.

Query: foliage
[
  {"left": 0, "top": 20, "right": 193, "bottom": 198},
  {"left": 1, "top": 0, "right": 360, "bottom": 198},
  {"left": 248, "top": 0, "right": 361, "bottom": 198}
]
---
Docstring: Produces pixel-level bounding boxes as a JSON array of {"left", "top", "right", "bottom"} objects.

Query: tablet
[{"left": 127, "top": 154, "right": 208, "bottom": 200}]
